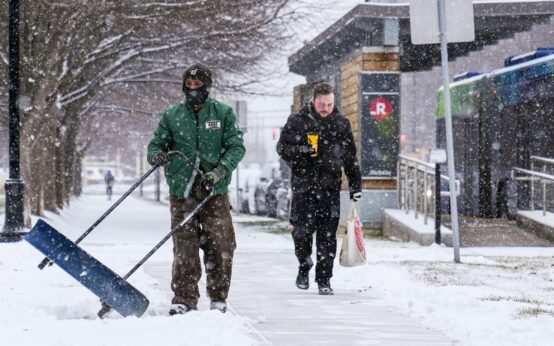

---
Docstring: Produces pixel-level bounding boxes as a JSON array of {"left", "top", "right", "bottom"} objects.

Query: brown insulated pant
[{"left": 169, "top": 189, "right": 236, "bottom": 307}]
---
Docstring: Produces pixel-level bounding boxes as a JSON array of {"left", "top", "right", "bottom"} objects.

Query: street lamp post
[{"left": 1, "top": 0, "right": 27, "bottom": 242}]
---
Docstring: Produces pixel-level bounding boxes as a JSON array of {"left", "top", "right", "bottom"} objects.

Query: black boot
[
  {"left": 318, "top": 279, "right": 334, "bottom": 295},
  {"left": 295, "top": 257, "right": 313, "bottom": 290},
  {"left": 169, "top": 303, "right": 197, "bottom": 316},
  {"left": 210, "top": 301, "right": 227, "bottom": 313},
  {"left": 296, "top": 269, "right": 310, "bottom": 289}
]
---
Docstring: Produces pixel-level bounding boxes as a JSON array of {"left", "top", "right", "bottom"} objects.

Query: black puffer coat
[{"left": 277, "top": 103, "right": 361, "bottom": 194}]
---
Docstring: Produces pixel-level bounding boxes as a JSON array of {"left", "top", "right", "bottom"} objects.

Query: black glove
[
  {"left": 200, "top": 166, "right": 226, "bottom": 192},
  {"left": 149, "top": 151, "right": 169, "bottom": 166},
  {"left": 298, "top": 145, "right": 316, "bottom": 156},
  {"left": 350, "top": 190, "right": 362, "bottom": 202}
]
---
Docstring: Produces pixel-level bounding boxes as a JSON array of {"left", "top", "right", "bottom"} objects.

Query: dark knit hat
[{"left": 182, "top": 63, "right": 213, "bottom": 91}]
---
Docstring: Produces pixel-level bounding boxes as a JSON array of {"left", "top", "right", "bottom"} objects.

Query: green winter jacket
[{"left": 147, "top": 98, "right": 245, "bottom": 198}]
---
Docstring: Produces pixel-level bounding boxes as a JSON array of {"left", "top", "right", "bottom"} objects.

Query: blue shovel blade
[{"left": 24, "top": 219, "right": 149, "bottom": 318}]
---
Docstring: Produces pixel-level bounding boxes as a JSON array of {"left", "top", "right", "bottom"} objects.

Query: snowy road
[{"left": 2, "top": 192, "right": 553, "bottom": 346}]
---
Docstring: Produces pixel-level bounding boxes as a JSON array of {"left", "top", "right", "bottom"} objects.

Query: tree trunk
[
  {"left": 32, "top": 147, "right": 44, "bottom": 215},
  {"left": 55, "top": 127, "right": 65, "bottom": 210},
  {"left": 42, "top": 119, "right": 59, "bottom": 214},
  {"left": 63, "top": 116, "right": 80, "bottom": 203},
  {"left": 72, "top": 151, "right": 84, "bottom": 197},
  {"left": 21, "top": 124, "right": 38, "bottom": 223}
]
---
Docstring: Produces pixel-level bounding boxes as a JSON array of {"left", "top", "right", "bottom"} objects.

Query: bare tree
[{"left": 0, "top": 0, "right": 304, "bottom": 217}]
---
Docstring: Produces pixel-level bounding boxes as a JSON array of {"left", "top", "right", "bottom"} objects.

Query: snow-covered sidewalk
[
  {"left": 1, "top": 193, "right": 553, "bottom": 346},
  {"left": 216, "top": 228, "right": 453, "bottom": 346}
]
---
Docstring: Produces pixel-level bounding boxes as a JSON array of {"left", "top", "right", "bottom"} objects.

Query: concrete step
[{"left": 384, "top": 209, "right": 553, "bottom": 247}]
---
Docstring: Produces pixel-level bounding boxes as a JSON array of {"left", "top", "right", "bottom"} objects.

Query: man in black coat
[{"left": 277, "top": 82, "right": 362, "bottom": 295}]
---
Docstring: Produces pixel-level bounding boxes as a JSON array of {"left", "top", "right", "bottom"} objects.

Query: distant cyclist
[{"left": 104, "top": 170, "right": 115, "bottom": 200}]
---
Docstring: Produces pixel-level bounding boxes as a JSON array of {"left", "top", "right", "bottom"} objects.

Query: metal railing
[
  {"left": 512, "top": 158, "right": 554, "bottom": 216},
  {"left": 529, "top": 156, "right": 554, "bottom": 212},
  {"left": 0, "top": 177, "right": 4, "bottom": 214},
  {"left": 397, "top": 154, "right": 459, "bottom": 225}
]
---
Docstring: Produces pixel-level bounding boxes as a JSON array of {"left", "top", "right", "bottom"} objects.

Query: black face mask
[{"left": 184, "top": 85, "right": 210, "bottom": 110}]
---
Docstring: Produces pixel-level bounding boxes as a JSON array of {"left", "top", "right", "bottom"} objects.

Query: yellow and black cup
[{"left": 307, "top": 132, "right": 319, "bottom": 157}]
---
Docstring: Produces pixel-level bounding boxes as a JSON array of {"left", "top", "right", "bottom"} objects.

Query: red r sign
[{"left": 369, "top": 97, "right": 393, "bottom": 122}]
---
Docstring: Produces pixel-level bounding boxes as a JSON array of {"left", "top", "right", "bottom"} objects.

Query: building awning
[{"left": 289, "top": 1, "right": 554, "bottom": 74}]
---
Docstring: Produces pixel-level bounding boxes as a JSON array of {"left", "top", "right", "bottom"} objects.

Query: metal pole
[
  {"left": 406, "top": 165, "right": 411, "bottom": 214},
  {"left": 236, "top": 165, "right": 240, "bottom": 212},
  {"left": 404, "top": 164, "right": 408, "bottom": 210},
  {"left": 530, "top": 160, "right": 535, "bottom": 210},
  {"left": 2, "top": 0, "right": 26, "bottom": 242},
  {"left": 423, "top": 168, "right": 428, "bottom": 225},
  {"left": 400, "top": 163, "right": 405, "bottom": 210},
  {"left": 414, "top": 165, "right": 419, "bottom": 219},
  {"left": 396, "top": 160, "right": 401, "bottom": 208},
  {"left": 139, "top": 150, "right": 144, "bottom": 197},
  {"left": 438, "top": 0, "right": 461, "bottom": 263},
  {"left": 543, "top": 165, "right": 547, "bottom": 216},
  {"left": 435, "top": 163, "right": 442, "bottom": 244}
]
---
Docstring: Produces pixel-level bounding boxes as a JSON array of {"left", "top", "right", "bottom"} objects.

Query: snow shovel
[
  {"left": 25, "top": 219, "right": 150, "bottom": 317},
  {"left": 37, "top": 164, "right": 162, "bottom": 270},
  {"left": 97, "top": 191, "right": 214, "bottom": 319}
]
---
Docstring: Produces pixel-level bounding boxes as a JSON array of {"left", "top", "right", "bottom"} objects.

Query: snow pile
[{"left": 334, "top": 240, "right": 554, "bottom": 346}]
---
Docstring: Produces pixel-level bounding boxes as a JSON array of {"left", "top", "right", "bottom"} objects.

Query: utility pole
[
  {"left": 1, "top": 0, "right": 27, "bottom": 242},
  {"left": 410, "top": 0, "right": 473, "bottom": 262},
  {"left": 437, "top": 0, "right": 461, "bottom": 262}
]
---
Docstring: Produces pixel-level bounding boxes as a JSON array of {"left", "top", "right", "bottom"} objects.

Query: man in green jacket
[{"left": 147, "top": 64, "right": 245, "bottom": 315}]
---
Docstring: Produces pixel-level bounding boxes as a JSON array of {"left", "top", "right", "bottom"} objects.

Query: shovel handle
[{"left": 37, "top": 164, "right": 161, "bottom": 270}]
